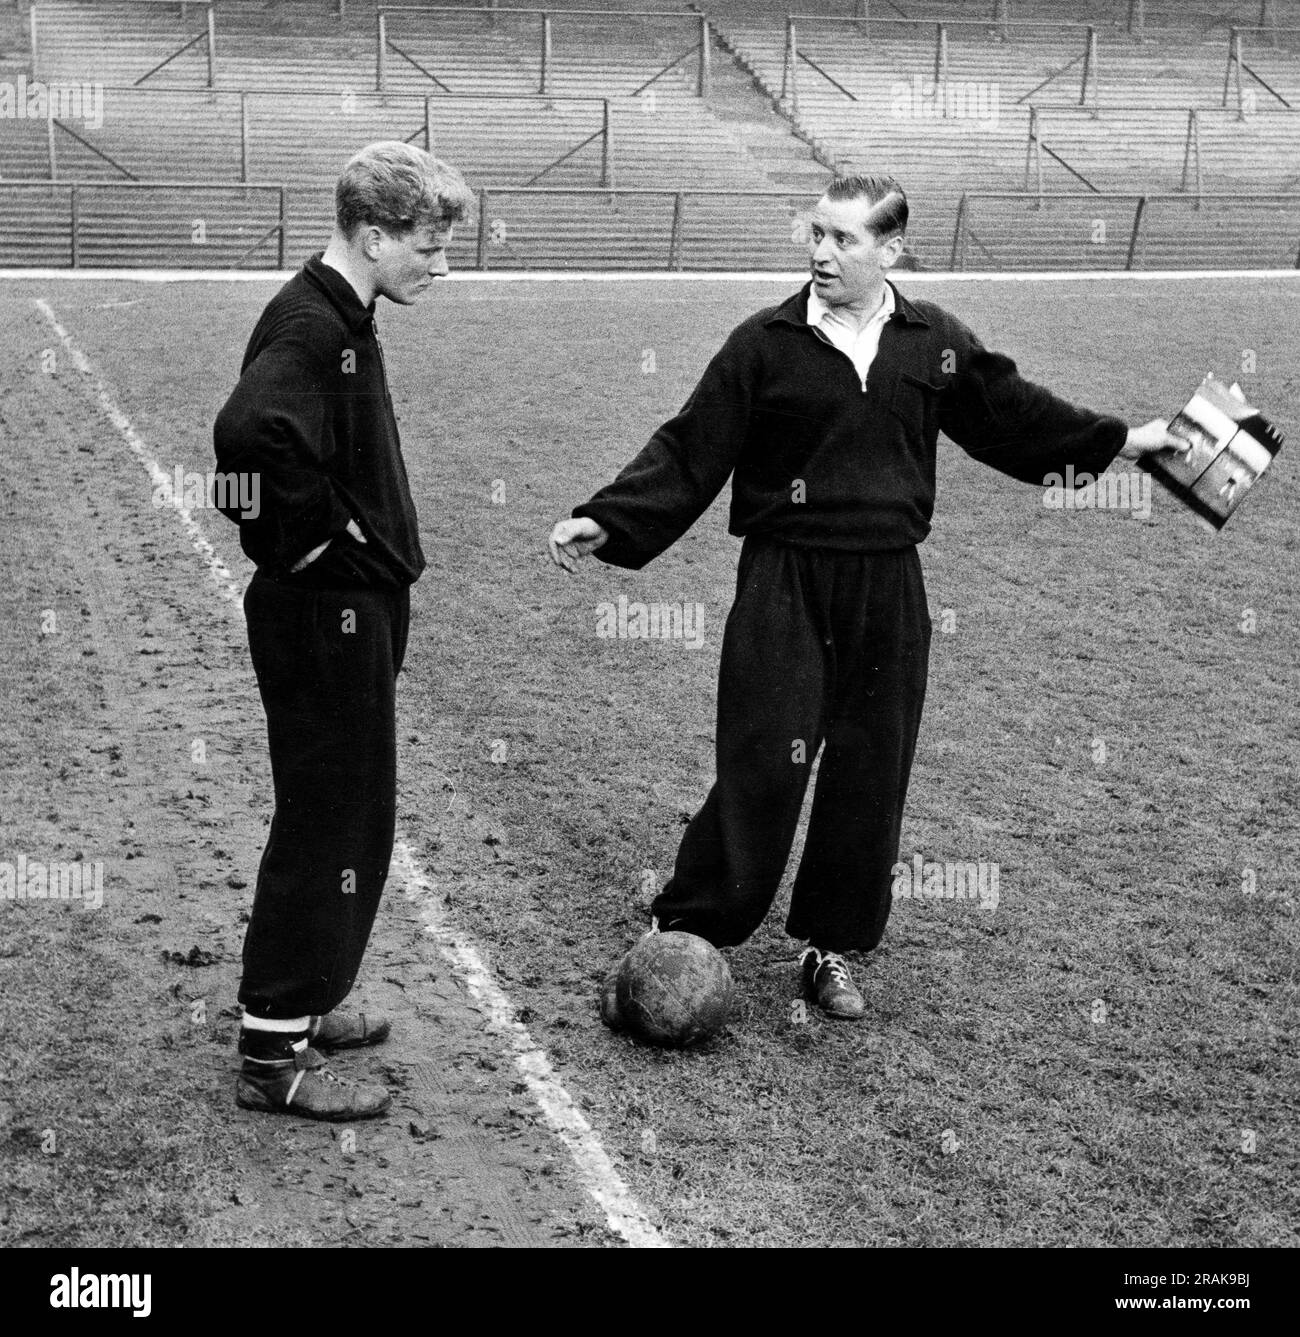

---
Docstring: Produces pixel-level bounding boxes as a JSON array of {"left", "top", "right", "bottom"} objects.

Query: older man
[
  {"left": 550, "top": 174, "right": 1177, "bottom": 1022},
  {"left": 215, "top": 142, "right": 472, "bottom": 1119}
]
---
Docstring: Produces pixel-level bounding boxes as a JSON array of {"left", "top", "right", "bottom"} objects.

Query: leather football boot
[
  {"left": 236, "top": 1040, "right": 391, "bottom": 1121},
  {"left": 800, "top": 947, "right": 866, "bottom": 1021},
  {"left": 308, "top": 1011, "right": 392, "bottom": 1053}
]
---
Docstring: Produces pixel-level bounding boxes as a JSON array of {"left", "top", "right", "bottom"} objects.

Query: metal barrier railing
[
  {"left": 30, "top": 1, "right": 218, "bottom": 87},
  {"left": 0, "top": 178, "right": 288, "bottom": 267},
  {"left": 1129, "top": 0, "right": 1300, "bottom": 34},
  {"left": 1023, "top": 106, "right": 1099, "bottom": 196},
  {"left": 28, "top": 85, "right": 615, "bottom": 188},
  {"left": 813, "top": 1, "right": 1300, "bottom": 43},
  {"left": 779, "top": 12, "right": 1117, "bottom": 115},
  {"left": 27, "top": 2, "right": 712, "bottom": 97},
  {"left": 828, "top": 2, "right": 1155, "bottom": 39},
  {"left": 1021, "top": 104, "right": 1300, "bottom": 206},
  {"left": 1223, "top": 26, "right": 1300, "bottom": 115},
  {"left": 376, "top": 6, "right": 713, "bottom": 97},
  {"left": 950, "top": 189, "right": 1300, "bottom": 269},
  {"left": 6, "top": 176, "right": 1300, "bottom": 274},
  {"left": 1015, "top": 28, "right": 1102, "bottom": 112},
  {"left": 472, "top": 185, "right": 808, "bottom": 270},
  {"left": 0, "top": 179, "right": 813, "bottom": 272}
]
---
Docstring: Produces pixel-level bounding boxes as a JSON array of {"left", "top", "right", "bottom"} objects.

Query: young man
[
  {"left": 549, "top": 174, "right": 1179, "bottom": 1022},
  {"left": 214, "top": 142, "right": 472, "bottom": 1119}
]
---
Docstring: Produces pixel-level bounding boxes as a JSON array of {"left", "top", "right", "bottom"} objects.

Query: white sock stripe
[{"left": 241, "top": 1014, "right": 312, "bottom": 1034}]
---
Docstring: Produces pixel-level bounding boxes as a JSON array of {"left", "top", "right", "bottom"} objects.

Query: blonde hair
[{"left": 336, "top": 141, "right": 473, "bottom": 238}]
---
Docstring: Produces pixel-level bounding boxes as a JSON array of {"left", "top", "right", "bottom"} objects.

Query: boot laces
[{"left": 818, "top": 950, "right": 851, "bottom": 986}]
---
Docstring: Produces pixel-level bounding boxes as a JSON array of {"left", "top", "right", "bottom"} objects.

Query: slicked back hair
[
  {"left": 336, "top": 141, "right": 474, "bottom": 239},
  {"left": 824, "top": 174, "right": 909, "bottom": 240}
]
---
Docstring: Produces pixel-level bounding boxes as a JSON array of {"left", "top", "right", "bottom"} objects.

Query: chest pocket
[{"left": 888, "top": 371, "right": 944, "bottom": 439}]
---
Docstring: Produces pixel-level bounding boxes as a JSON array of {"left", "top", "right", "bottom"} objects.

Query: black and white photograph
[
  {"left": 0, "top": 0, "right": 1295, "bottom": 1295},
  {"left": 1144, "top": 372, "right": 1283, "bottom": 526}
]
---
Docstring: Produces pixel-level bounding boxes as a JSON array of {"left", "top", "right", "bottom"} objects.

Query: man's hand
[
  {"left": 548, "top": 516, "right": 608, "bottom": 574},
  {"left": 1119, "top": 418, "right": 1185, "bottom": 460}
]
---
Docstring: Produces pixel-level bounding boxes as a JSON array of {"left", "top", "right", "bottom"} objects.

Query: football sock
[
  {"left": 241, "top": 1013, "right": 311, "bottom": 1033},
  {"left": 239, "top": 1014, "right": 311, "bottom": 1060}
]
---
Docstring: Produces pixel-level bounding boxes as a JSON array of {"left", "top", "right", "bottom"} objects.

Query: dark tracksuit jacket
[
  {"left": 214, "top": 255, "right": 422, "bottom": 1018},
  {"left": 574, "top": 281, "right": 1127, "bottom": 951}
]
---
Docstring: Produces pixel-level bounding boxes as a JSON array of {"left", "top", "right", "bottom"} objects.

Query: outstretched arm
[
  {"left": 937, "top": 320, "right": 1181, "bottom": 480},
  {"left": 547, "top": 325, "right": 760, "bottom": 572}
]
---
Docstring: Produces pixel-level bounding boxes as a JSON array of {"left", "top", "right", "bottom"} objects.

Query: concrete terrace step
[
  {"left": 10, "top": 0, "right": 1299, "bottom": 270},
  {"left": 713, "top": 12, "right": 1300, "bottom": 189},
  {"left": 714, "top": 16, "right": 1300, "bottom": 109},
  {"left": 24, "top": 92, "right": 782, "bottom": 190}
]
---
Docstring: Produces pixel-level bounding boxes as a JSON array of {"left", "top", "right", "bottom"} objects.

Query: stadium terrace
[{"left": 890, "top": 75, "right": 999, "bottom": 130}]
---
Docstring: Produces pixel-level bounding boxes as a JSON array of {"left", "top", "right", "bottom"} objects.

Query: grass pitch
[{"left": 1, "top": 273, "right": 1297, "bottom": 1247}]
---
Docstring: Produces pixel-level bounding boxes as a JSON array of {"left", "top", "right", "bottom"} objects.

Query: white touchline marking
[
  {"left": 35, "top": 295, "right": 668, "bottom": 1250},
  {"left": 33, "top": 298, "right": 245, "bottom": 614},
  {"left": 392, "top": 842, "right": 669, "bottom": 1249}
]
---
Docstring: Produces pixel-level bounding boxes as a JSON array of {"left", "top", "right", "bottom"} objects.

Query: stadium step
[{"left": 7, "top": 0, "right": 1300, "bottom": 270}]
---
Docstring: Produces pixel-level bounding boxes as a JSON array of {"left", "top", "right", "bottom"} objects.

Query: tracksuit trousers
[
  {"left": 651, "top": 538, "right": 931, "bottom": 953},
  {"left": 238, "top": 570, "right": 410, "bottom": 1020}
]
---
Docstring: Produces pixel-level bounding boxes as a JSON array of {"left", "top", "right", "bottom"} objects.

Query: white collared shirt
[{"left": 806, "top": 283, "right": 895, "bottom": 390}]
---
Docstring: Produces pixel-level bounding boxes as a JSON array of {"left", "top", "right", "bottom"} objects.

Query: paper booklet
[{"left": 1137, "top": 374, "right": 1283, "bottom": 530}]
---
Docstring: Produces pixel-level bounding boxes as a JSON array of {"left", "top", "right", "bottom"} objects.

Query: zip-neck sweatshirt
[
  {"left": 574, "top": 281, "right": 1128, "bottom": 570},
  {"left": 213, "top": 254, "right": 425, "bottom": 588}
]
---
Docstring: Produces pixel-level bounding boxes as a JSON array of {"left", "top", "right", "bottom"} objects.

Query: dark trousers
[
  {"left": 652, "top": 538, "right": 931, "bottom": 953},
  {"left": 238, "top": 570, "right": 410, "bottom": 1020}
]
